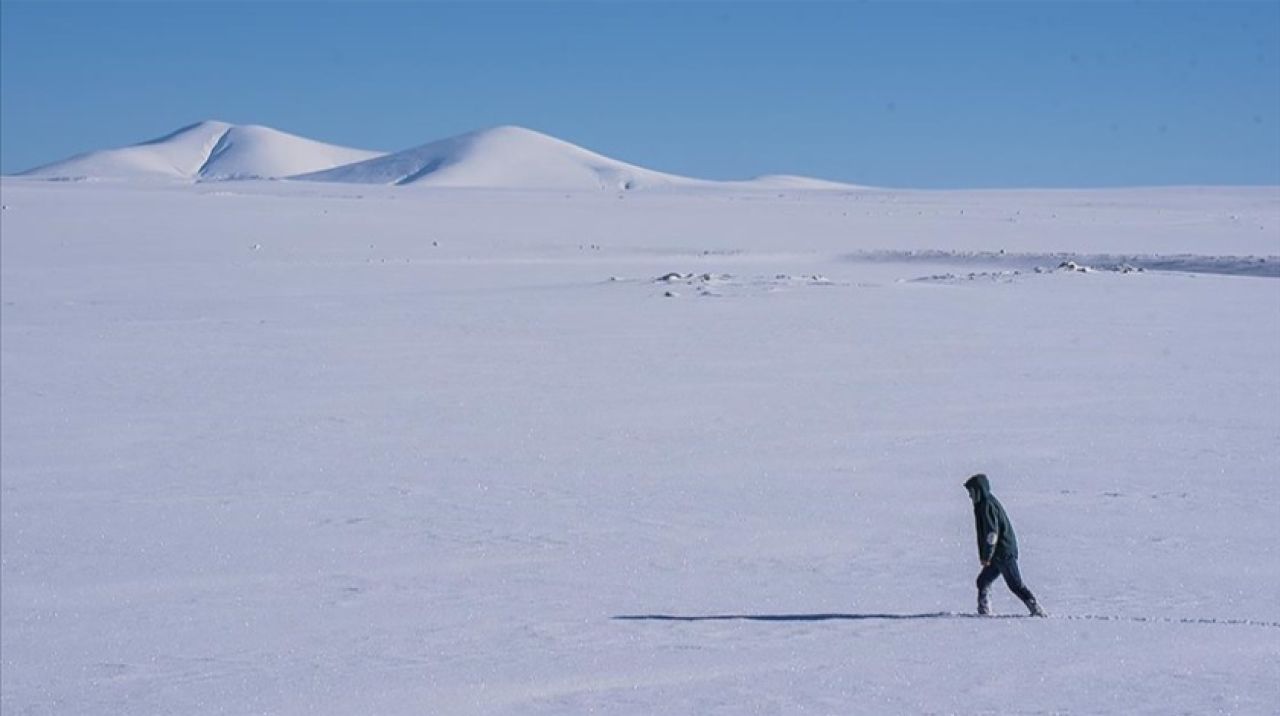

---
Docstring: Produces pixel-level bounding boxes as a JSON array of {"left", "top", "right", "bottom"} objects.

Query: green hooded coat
[{"left": 964, "top": 474, "right": 1019, "bottom": 562}]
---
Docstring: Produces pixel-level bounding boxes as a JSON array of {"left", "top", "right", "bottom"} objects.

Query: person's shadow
[{"left": 613, "top": 611, "right": 990, "bottom": 622}]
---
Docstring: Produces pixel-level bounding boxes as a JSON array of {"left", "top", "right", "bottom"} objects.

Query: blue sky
[{"left": 2, "top": 1, "right": 1277, "bottom": 187}]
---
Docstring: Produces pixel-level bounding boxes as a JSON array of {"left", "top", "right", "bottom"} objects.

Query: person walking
[{"left": 964, "top": 473, "right": 1047, "bottom": 617}]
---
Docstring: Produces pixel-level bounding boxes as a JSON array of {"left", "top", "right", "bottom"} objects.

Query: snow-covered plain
[{"left": 2, "top": 177, "right": 1278, "bottom": 715}]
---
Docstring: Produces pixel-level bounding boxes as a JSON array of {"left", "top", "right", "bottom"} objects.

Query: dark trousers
[{"left": 977, "top": 556, "right": 1036, "bottom": 603}]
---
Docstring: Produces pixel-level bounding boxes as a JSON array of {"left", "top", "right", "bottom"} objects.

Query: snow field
[{"left": 1, "top": 180, "right": 1278, "bottom": 714}]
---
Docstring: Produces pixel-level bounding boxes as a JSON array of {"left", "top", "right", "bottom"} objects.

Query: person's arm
[{"left": 979, "top": 504, "right": 999, "bottom": 564}]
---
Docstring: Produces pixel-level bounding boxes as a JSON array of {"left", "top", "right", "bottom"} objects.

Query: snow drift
[{"left": 18, "top": 121, "right": 384, "bottom": 181}]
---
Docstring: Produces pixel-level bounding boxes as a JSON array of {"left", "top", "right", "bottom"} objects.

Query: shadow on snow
[
  {"left": 612, "top": 612, "right": 992, "bottom": 623},
  {"left": 613, "top": 612, "right": 1280, "bottom": 628}
]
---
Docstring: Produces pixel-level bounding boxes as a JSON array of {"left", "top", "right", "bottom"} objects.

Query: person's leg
[
  {"left": 999, "top": 558, "right": 1046, "bottom": 616},
  {"left": 975, "top": 562, "right": 1000, "bottom": 615}
]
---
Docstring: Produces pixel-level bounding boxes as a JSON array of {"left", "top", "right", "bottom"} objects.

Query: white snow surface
[
  {"left": 18, "top": 121, "right": 384, "bottom": 181},
  {"left": 2, "top": 178, "right": 1279, "bottom": 715}
]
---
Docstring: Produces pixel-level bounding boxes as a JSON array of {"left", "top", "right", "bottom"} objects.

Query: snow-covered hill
[
  {"left": 295, "top": 125, "right": 867, "bottom": 191},
  {"left": 18, "top": 120, "right": 865, "bottom": 191},
  {"left": 293, "top": 125, "right": 699, "bottom": 190},
  {"left": 18, "top": 121, "right": 384, "bottom": 181}
]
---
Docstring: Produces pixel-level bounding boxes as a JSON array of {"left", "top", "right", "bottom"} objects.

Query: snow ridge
[
  {"left": 194, "top": 126, "right": 237, "bottom": 178},
  {"left": 847, "top": 249, "right": 1280, "bottom": 278}
]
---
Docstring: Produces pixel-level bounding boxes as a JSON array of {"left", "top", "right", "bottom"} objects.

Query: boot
[
  {"left": 1024, "top": 596, "right": 1047, "bottom": 617},
  {"left": 978, "top": 590, "right": 991, "bottom": 616}
]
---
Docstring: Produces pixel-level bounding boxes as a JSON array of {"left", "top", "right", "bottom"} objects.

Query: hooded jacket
[{"left": 964, "top": 474, "right": 1019, "bottom": 562}]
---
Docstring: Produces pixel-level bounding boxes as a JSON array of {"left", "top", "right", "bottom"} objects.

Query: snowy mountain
[
  {"left": 18, "top": 120, "right": 864, "bottom": 190},
  {"left": 294, "top": 125, "right": 866, "bottom": 191},
  {"left": 18, "top": 121, "right": 384, "bottom": 181},
  {"left": 293, "top": 125, "right": 699, "bottom": 190}
]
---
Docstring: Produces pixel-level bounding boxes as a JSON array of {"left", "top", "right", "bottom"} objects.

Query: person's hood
[{"left": 964, "top": 473, "right": 992, "bottom": 501}]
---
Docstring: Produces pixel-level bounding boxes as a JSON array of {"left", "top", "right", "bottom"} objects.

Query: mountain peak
[{"left": 471, "top": 124, "right": 548, "bottom": 137}]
